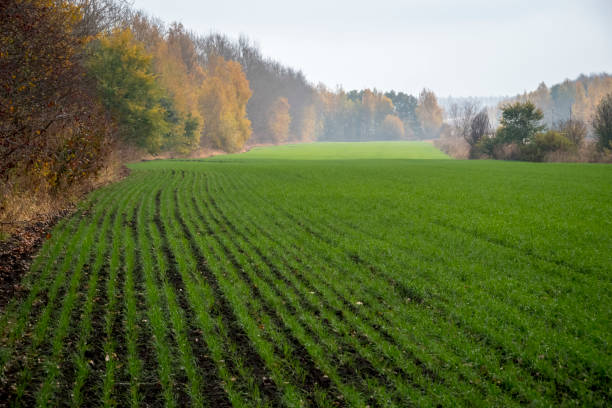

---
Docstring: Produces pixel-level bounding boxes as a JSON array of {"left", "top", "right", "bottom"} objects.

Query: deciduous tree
[
  {"left": 152, "top": 23, "right": 204, "bottom": 152},
  {"left": 199, "top": 55, "right": 252, "bottom": 152},
  {"left": 593, "top": 94, "right": 612, "bottom": 151},
  {"left": 298, "top": 104, "right": 318, "bottom": 142},
  {"left": 496, "top": 101, "right": 545, "bottom": 144},
  {"left": 380, "top": 115, "right": 405, "bottom": 140},
  {"left": 450, "top": 101, "right": 479, "bottom": 142},
  {"left": 267, "top": 97, "right": 291, "bottom": 143},
  {"left": 87, "top": 29, "right": 168, "bottom": 153},
  {"left": 416, "top": 89, "right": 443, "bottom": 138},
  {"left": 467, "top": 109, "right": 490, "bottom": 158}
]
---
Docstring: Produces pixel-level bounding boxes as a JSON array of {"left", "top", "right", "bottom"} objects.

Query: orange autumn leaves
[
  {"left": 199, "top": 56, "right": 252, "bottom": 153},
  {"left": 151, "top": 23, "right": 252, "bottom": 153},
  {"left": 89, "top": 25, "right": 253, "bottom": 154}
]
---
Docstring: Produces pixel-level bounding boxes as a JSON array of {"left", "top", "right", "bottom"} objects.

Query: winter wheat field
[{"left": 1, "top": 141, "right": 611, "bottom": 407}]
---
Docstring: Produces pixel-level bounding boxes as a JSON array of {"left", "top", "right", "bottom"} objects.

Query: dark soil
[
  {"left": 0, "top": 210, "right": 73, "bottom": 309},
  {"left": 0, "top": 165, "right": 131, "bottom": 309}
]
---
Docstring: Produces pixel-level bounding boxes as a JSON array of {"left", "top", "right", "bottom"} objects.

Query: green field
[
  {"left": 1, "top": 141, "right": 611, "bottom": 407},
  {"left": 233, "top": 142, "right": 451, "bottom": 160}
]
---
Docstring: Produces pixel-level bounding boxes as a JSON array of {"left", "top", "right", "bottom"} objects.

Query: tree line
[
  {"left": 512, "top": 74, "right": 612, "bottom": 127},
  {"left": 317, "top": 88, "right": 443, "bottom": 142}
]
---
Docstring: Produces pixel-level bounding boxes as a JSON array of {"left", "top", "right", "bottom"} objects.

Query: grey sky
[{"left": 131, "top": 0, "right": 612, "bottom": 97}]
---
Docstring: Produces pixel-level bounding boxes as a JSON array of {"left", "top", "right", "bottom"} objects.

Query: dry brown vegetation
[{"left": 433, "top": 134, "right": 470, "bottom": 159}]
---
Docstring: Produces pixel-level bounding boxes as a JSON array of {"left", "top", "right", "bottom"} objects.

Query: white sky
[{"left": 131, "top": 0, "right": 612, "bottom": 97}]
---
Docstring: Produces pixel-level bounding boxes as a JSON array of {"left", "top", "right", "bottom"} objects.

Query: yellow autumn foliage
[
  {"left": 150, "top": 25, "right": 204, "bottom": 152},
  {"left": 199, "top": 56, "right": 252, "bottom": 152},
  {"left": 267, "top": 97, "right": 291, "bottom": 143}
]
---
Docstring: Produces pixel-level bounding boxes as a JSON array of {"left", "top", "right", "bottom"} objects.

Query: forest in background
[
  {"left": 2, "top": 0, "right": 612, "bottom": 226},
  {"left": 435, "top": 74, "right": 612, "bottom": 161},
  {"left": 510, "top": 74, "right": 612, "bottom": 128}
]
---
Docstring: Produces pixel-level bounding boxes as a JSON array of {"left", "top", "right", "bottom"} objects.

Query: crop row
[{"left": 1, "top": 160, "right": 610, "bottom": 407}]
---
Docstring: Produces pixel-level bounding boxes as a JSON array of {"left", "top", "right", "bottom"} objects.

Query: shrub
[
  {"left": 473, "top": 136, "right": 498, "bottom": 158},
  {"left": 1, "top": 0, "right": 113, "bottom": 225},
  {"left": 520, "top": 131, "right": 573, "bottom": 162},
  {"left": 535, "top": 130, "right": 574, "bottom": 152}
]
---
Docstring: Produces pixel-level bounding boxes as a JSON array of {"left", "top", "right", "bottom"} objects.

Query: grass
[{"left": 0, "top": 141, "right": 611, "bottom": 407}]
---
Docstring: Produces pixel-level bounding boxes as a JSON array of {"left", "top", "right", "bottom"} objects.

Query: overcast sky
[{"left": 131, "top": 0, "right": 612, "bottom": 97}]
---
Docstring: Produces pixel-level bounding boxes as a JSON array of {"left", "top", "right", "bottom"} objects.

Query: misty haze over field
[{"left": 132, "top": 0, "right": 612, "bottom": 97}]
